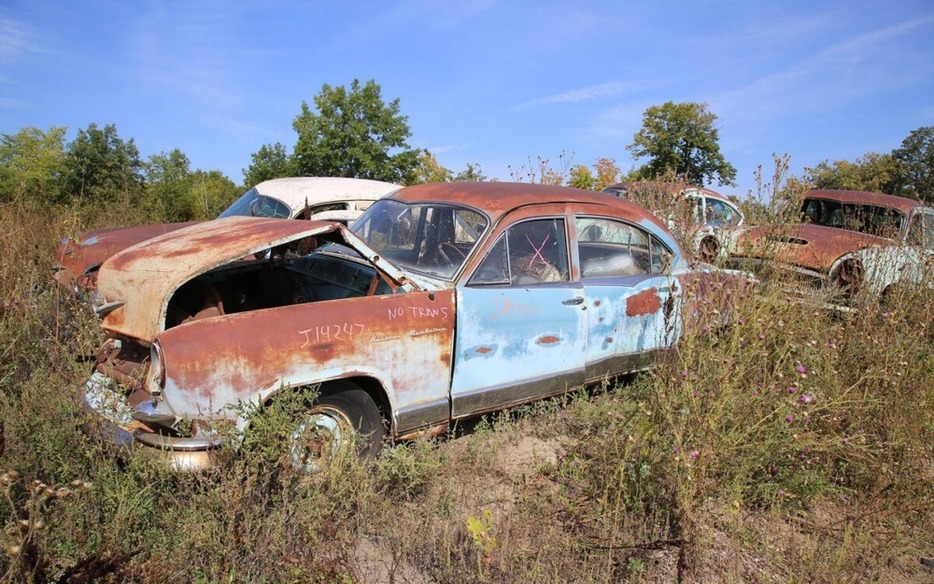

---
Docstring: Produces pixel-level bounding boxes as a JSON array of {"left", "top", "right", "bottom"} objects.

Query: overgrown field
[{"left": 1, "top": 198, "right": 932, "bottom": 583}]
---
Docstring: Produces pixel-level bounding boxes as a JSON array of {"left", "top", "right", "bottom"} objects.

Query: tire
[{"left": 288, "top": 382, "right": 385, "bottom": 473}]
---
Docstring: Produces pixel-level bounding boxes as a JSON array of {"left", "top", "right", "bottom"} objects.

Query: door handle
[{"left": 562, "top": 296, "right": 585, "bottom": 305}]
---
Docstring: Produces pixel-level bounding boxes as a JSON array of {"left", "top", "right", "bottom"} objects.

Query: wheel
[{"left": 288, "top": 382, "right": 385, "bottom": 473}]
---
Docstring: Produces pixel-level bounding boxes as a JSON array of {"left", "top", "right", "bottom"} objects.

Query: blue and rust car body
[{"left": 83, "top": 182, "right": 741, "bottom": 470}]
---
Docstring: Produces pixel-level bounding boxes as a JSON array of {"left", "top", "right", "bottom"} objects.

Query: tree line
[{"left": 2, "top": 78, "right": 931, "bottom": 224}]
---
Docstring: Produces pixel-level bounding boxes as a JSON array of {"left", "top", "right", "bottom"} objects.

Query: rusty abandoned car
[
  {"left": 602, "top": 181, "right": 745, "bottom": 264},
  {"left": 730, "top": 189, "right": 934, "bottom": 305},
  {"left": 82, "top": 182, "right": 749, "bottom": 472},
  {"left": 53, "top": 176, "right": 400, "bottom": 293}
]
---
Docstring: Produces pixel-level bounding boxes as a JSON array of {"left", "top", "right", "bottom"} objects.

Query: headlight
[{"left": 834, "top": 259, "right": 863, "bottom": 298}]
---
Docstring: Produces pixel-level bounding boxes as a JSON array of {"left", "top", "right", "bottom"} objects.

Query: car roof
[
  {"left": 603, "top": 181, "right": 734, "bottom": 205},
  {"left": 803, "top": 189, "right": 923, "bottom": 215},
  {"left": 387, "top": 181, "right": 669, "bottom": 226},
  {"left": 253, "top": 177, "right": 401, "bottom": 208}
]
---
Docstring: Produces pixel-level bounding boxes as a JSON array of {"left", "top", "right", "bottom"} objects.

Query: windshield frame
[
  {"left": 799, "top": 197, "right": 906, "bottom": 239},
  {"left": 217, "top": 188, "right": 293, "bottom": 219},
  {"left": 351, "top": 199, "right": 489, "bottom": 281}
]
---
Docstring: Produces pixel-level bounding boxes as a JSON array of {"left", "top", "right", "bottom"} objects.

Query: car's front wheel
[{"left": 288, "top": 382, "right": 385, "bottom": 474}]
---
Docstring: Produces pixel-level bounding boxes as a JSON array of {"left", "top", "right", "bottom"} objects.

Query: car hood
[
  {"left": 96, "top": 216, "right": 416, "bottom": 342},
  {"left": 737, "top": 223, "right": 892, "bottom": 272},
  {"left": 54, "top": 221, "right": 201, "bottom": 286}
]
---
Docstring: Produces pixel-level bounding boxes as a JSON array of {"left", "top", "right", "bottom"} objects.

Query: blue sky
[{"left": 2, "top": 1, "right": 932, "bottom": 200}]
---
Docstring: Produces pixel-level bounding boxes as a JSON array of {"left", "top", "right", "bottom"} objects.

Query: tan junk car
[
  {"left": 730, "top": 189, "right": 934, "bottom": 305},
  {"left": 81, "top": 182, "right": 752, "bottom": 472},
  {"left": 53, "top": 176, "right": 401, "bottom": 293}
]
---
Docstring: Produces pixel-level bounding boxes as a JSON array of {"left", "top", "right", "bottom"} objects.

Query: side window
[
  {"left": 705, "top": 199, "right": 735, "bottom": 227},
  {"left": 469, "top": 218, "right": 569, "bottom": 286},
  {"left": 576, "top": 217, "right": 652, "bottom": 278},
  {"left": 908, "top": 213, "right": 934, "bottom": 250},
  {"left": 650, "top": 235, "right": 674, "bottom": 274}
]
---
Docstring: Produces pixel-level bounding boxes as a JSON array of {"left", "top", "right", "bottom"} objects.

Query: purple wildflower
[
  {"left": 795, "top": 364, "right": 806, "bottom": 374},
  {"left": 785, "top": 414, "right": 795, "bottom": 423},
  {"left": 788, "top": 385, "right": 797, "bottom": 394}
]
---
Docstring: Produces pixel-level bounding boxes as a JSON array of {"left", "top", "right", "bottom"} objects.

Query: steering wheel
[{"left": 436, "top": 242, "right": 466, "bottom": 266}]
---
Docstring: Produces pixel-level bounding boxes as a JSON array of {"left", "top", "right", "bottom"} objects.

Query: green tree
[
  {"left": 191, "top": 170, "right": 239, "bottom": 218},
  {"left": 412, "top": 151, "right": 453, "bottom": 184},
  {"left": 291, "top": 79, "right": 420, "bottom": 183},
  {"left": 242, "top": 142, "right": 292, "bottom": 187},
  {"left": 143, "top": 149, "right": 195, "bottom": 222},
  {"left": 804, "top": 152, "right": 901, "bottom": 194},
  {"left": 60, "top": 123, "right": 143, "bottom": 204},
  {"left": 453, "top": 162, "right": 487, "bottom": 182},
  {"left": 0, "top": 126, "right": 67, "bottom": 203},
  {"left": 892, "top": 126, "right": 934, "bottom": 202},
  {"left": 568, "top": 164, "right": 594, "bottom": 190},
  {"left": 627, "top": 101, "right": 736, "bottom": 187}
]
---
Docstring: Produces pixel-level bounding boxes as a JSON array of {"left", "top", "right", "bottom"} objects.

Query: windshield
[
  {"left": 217, "top": 188, "right": 292, "bottom": 219},
  {"left": 351, "top": 199, "right": 488, "bottom": 280},
  {"left": 800, "top": 198, "right": 905, "bottom": 238}
]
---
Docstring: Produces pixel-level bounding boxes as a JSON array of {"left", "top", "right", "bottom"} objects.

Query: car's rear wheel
[{"left": 288, "top": 382, "right": 385, "bottom": 474}]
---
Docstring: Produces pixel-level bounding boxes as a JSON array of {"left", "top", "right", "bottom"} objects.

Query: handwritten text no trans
[{"left": 387, "top": 306, "right": 450, "bottom": 321}]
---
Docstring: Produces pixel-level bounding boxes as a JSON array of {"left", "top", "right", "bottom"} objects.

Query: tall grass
[{"left": 1, "top": 196, "right": 931, "bottom": 583}]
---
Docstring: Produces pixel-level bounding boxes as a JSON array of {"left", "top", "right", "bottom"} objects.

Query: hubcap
[{"left": 289, "top": 406, "right": 354, "bottom": 473}]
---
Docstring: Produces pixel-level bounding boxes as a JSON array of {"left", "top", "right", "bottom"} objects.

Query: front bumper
[{"left": 82, "top": 371, "right": 221, "bottom": 471}]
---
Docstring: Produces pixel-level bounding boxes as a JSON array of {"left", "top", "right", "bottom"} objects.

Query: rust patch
[
  {"left": 593, "top": 299, "right": 601, "bottom": 307},
  {"left": 537, "top": 335, "right": 560, "bottom": 345},
  {"left": 626, "top": 288, "right": 661, "bottom": 317},
  {"left": 475, "top": 346, "right": 493, "bottom": 355},
  {"left": 605, "top": 337, "right": 613, "bottom": 344}
]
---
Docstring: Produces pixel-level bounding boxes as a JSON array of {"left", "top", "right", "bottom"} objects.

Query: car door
[
  {"left": 574, "top": 216, "right": 681, "bottom": 381},
  {"left": 451, "top": 216, "right": 587, "bottom": 418}
]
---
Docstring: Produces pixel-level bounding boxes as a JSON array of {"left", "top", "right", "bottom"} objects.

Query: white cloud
[
  {"left": 129, "top": 2, "right": 245, "bottom": 110},
  {"left": 0, "top": 15, "right": 40, "bottom": 63},
  {"left": 711, "top": 14, "right": 934, "bottom": 123},
  {"left": 518, "top": 81, "right": 643, "bottom": 110}
]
